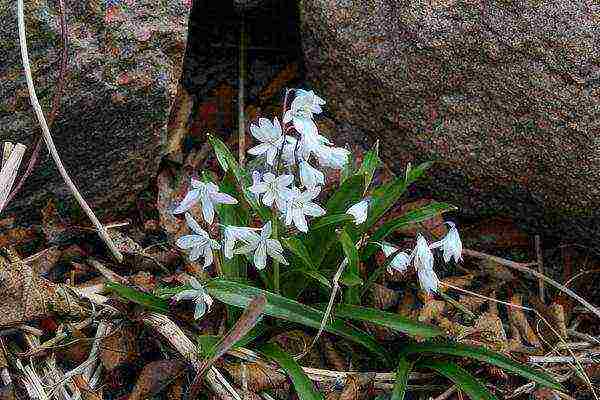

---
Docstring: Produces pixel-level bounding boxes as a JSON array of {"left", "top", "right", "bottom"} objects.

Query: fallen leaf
[
  {"left": 270, "top": 330, "right": 321, "bottom": 368},
  {"left": 156, "top": 168, "right": 184, "bottom": 237},
  {"left": 220, "top": 361, "right": 288, "bottom": 393},
  {"left": 320, "top": 335, "right": 348, "bottom": 371},
  {"left": 166, "top": 84, "right": 193, "bottom": 163},
  {"left": 368, "top": 283, "right": 399, "bottom": 310},
  {"left": 129, "top": 360, "right": 186, "bottom": 400},
  {"left": 508, "top": 294, "right": 540, "bottom": 348},
  {"left": 100, "top": 324, "right": 139, "bottom": 371}
]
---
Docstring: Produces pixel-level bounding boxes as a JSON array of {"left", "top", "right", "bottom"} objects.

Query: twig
[
  {"left": 17, "top": 0, "right": 123, "bottom": 263},
  {"left": 433, "top": 385, "right": 457, "bottom": 400},
  {"left": 463, "top": 248, "right": 600, "bottom": 321},
  {"left": 535, "top": 235, "right": 545, "bottom": 301},
  {"left": 529, "top": 355, "right": 600, "bottom": 364},
  {"left": 7, "top": 0, "right": 69, "bottom": 207}
]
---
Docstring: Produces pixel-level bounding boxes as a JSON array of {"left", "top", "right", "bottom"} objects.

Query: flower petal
[
  {"left": 185, "top": 212, "right": 206, "bottom": 235},
  {"left": 248, "top": 143, "right": 271, "bottom": 156},
  {"left": 176, "top": 235, "right": 204, "bottom": 249},
  {"left": 253, "top": 242, "right": 267, "bottom": 270},
  {"left": 293, "top": 209, "right": 309, "bottom": 232},
  {"left": 211, "top": 192, "right": 238, "bottom": 205},
  {"left": 194, "top": 301, "right": 207, "bottom": 320},
  {"left": 173, "top": 189, "right": 200, "bottom": 214},
  {"left": 201, "top": 198, "right": 215, "bottom": 224},
  {"left": 303, "top": 202, "right": 326, "bottom": 217}
]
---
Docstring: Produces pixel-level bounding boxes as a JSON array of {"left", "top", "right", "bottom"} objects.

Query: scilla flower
[
  {"left": 283, "top": 89, "right": 325, "bottom": 138},
  {"left": 284, "top": 187, "right": 326, "bottom": 232},
  {"left": 234, "top": 221, "right": 287, "bottom": 270},
  {"left": 173, "top": 179, "right": 237, "bottom": 224},
  {"left": 299, "top": 160, "right": 325, "bottom": 189},
  {"left": 171, "top": 277, "right": 213, "bottom": 320},
  {"left": 315, "top": 144, "right": 350, "bottom": 169},
  {"left": 247, "top": 117, "right": 285, "bottom": 166},
  {"left": 176, "top": 213, "right": 220, "bottom": 268},
  {"left": 223, "top": 225, "right": 258, "bottom": 259},
  {"left": 248, "top": 172, "right": 293, "bottom": 210},
  {"left": 346, "top": 198, "right": 370, "bottom": 225},
  {"left": 430, "top": 222, "right": 463, "bottom": 263},
  {"left": 379, "top": 242, "right": 411, "bottom": 273},
  {"left": 412, "top": 234, "right": 439, "bottom": 293}
]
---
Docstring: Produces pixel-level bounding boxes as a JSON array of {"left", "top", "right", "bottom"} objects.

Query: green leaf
[
  {"left": 260, "top": 343, "right": 324, "bottom": 400},
  {"left": 402, "top": 342, "right": 562, "bottom": 391},
  {"left": 391, "top": 357, "right": 413, "bottom": 400},
  {"left": 361, "top": 161, "right": 432, "bottom": 232},
  {"left": 282, "top": 237, "right": 317, "bottom": 272},
  {"left": 419, "top": 360, "right": 497, "bottom": 400},
  {"left": 339, "top": 228, "right": 361, "bottom": 304},
  {"left": 205, "top": 279, "right": 389, "bottom": 362},
  {"left": 362, "top": 201, "right": 457, "bottom": 260},
  {"left": 310, "top": 214, "right": 354, "bottom": 230},
  {"left": 320, "top": 304, "right": 442, "bottom": 338},
  {"left": 105, "top": 282, "right": 169, "bottom": 313},
  {"left": 216, "top": 173, "right": 250, "bottom": 279},
  {"left": 356, "top": 146, "right": 381, "bottom": 191},
  {"left": 207, "top": 134, "right": 270, "bottom": 220}
]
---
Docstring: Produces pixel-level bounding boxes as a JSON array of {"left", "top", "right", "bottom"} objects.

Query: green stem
[{"left": 271, "top": 213, "right": 280, "bottom": 294}]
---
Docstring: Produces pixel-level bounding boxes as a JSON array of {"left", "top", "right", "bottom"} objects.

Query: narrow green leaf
[
  {"left": 391, "top": 357, "right": 413, "bottom": 400},
  {"left": 402, "top": 342, "right": 562, "bottom": 391},
  {"left": 339, "top": 228, "right": 361, "bottom": 304},
  {"left": 282, "top": 237, "right": 317, "bottom": 271},
  {"left": 356, "top": 146, "right": 381, "bottom": 191},
  {"left": 207, "top": 134, "right": 270, "bottom": 220},
  {"left": 362, "top": 202, "right": 457, "bottom": 260},
  {"left": 420, "top": 360, "right": 497, "bottom": 400},
  {"left": 310, "top": 214, "right": 354, "bottom": 230},
  {"left": 105, "top": 282, "right": 169, "bottom": 313},
  {"left": 205, "top": 279, "right": 389, "bottom": 362},
  {"left": 320, "top": 304, "right": 442, "bottom": 338},
  {"left": 260, "top": 343, "right": 324, "bottom": 400}
]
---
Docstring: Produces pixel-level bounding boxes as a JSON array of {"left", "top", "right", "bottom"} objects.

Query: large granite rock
[
  {"left": 300, "top": 0, "right": 600, "bottom": 245},
  {"left": 0, "top": 0, "right": 190, "bottom": 223}
]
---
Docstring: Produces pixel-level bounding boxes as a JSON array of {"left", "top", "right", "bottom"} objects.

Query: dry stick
[
  {"left": 463, "top": 248, "right": 600, "bottom": 321},
  {"left": 237, "top": 8, "right": 246, "bottom": 167},
  {"left": 17, "top": 0, "right": 123, "bottom": 263},
  {"left": 7, "top": 0, "right": 68, "bottom": 206},
  {"left": 535, "top": 235, "right": 545, "bottom": 301}
]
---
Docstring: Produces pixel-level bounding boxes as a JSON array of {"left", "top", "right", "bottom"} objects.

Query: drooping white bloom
[
  {"left": 176, "top": 213, "right": 220, "bottom": 268},
  {"left": 284, "top": 187, "right": 326, "bottom": 232},
  {"left": 411, "top": 234, "right": 438, "bottom": 293},
  {"left": 430, "top": 222, "right": 463, "bottom": 263},
  {"left": 281, "top": 136, "right": 298, "bottom": 166},
  {"left": 346, "top": 198, "right": 370, "bottom": 225},
  {"left": 234, "top": 221, "right": 288, "bottom": 270},
  {"left": 172, "top": 276, "right": 214, "bottom": 320},
  {"left": 223, "top": 225, "right": 258, "bottom": 259},
  {"left": 283, "top": 89, "right": 325, "bottom": 138},
  {"left": 247, "top": 117, "right": 285, "bottom": 165},
  {"left": 416, "top": 264, "right": 440, "bottom": 294},
  {"left": 380, "top": 242, "right": 411, "bottom": 273},
  {"left": 173, "top": 179, "right": 238, "bottom": 224},
  {"left": 248, "top": 172, "right": 293, "bottom": 210},
  {"left": 299, "top": 160, "right": 325, "bottom": 189},
  {"left": 315, "top": 144, "right": 350, "bottom": 169}
]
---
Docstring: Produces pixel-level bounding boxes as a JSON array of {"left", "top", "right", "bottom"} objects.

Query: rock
[
  {"left": 0, "top": 0, "right": 190, "bottom": 223},
  {"left": 299, "top": 0, "right": 600, "bottom": 247}
]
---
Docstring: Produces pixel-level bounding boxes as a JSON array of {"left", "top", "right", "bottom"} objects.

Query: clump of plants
[{"left": 109, "top": 89, "right": 562, "bottom": 399}]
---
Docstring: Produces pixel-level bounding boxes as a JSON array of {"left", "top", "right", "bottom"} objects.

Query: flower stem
[
  {"left": 271, "top": 213, "right": 280, "bottom": 294},
  {"left": 17, "top": 0, "right": 123, "bottom": 263}
]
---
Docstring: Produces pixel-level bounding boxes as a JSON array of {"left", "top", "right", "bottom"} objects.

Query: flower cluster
[
  {"left": 173, "top": 89, "right": 354, "bottom": 272},
  {"left": 379, "top": 222, "right": 463, "bottom": 294}
]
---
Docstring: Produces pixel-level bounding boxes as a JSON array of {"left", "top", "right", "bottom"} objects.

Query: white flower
[
  {"left": 281, "top": 136, "right": 298, "bottom": 166},
  {"left": 380, "top": 243, "right": 411, "bottom": 273},
  {"left": 247, "top": 117, "right": 285, "bottom": 165},
  {"left": 346, "top": 198, "right": 370, "bottom": 225},
  {"left": 234, "top": 221, "right": 288, "bottom": 270},
  {"left": 248, "top": 172, "right": 293, "bottom": 209},
  {"left": 223, "top": 225, "right": 258, "bottom": 259},
  {"left": 173, "top": 179, "right": 238, "bottom": 224},
  {"left": 176, "top": 213, "right": 220, "bottom": 268},
  {"left": 284, "top": 187, "right": 326, "bottom": 232},
  {"left": 430, "top": 222, "right": 463, "bottom": 263},
  {"left": 283, "top": 90, "right": 325, "bottom": 138},
  {"left": 172, "top": 277, "right": 213, "bottom": 320},
  {"left": 315, "top": 144, "right": 350, "bottom": 169},
  {"left": 299, "top": 160, "right": 325, "bottom": 189},
  {"left": 412, "top": 234, "right": 438, "bottom": 293},
  {"left": 417, "top": 265, "right": 440, "bottom": 295}
]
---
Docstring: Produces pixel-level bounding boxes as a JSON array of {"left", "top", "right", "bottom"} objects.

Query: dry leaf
[
  {"left": 270, "top": 330, "right": 321, "bottom": 368},
  {"left": 368, "top": 283, "right": 399, "bottom": 310},
  {"left": 418, "top": 300, "right": 446, "bottom": 324},
  {"left": 508, "top": 294, "right": 540, "bottom": 347},
  {"left": 156, "top": 168, "right": 183, "bottom": 237},
  {"left": 166, "top": 84, "right": 193, "bottom": 163},
  {"left": 320, "top": 335, "right": 347, "bottom": 371},
  {"left": 129, "top": 360, "right": 186, "bottom": 400},
  {"left": 220, "top": 361, "right": 288, "bottom": 393},
  {"left": 100, "top": 324, "right": 139, "bottom": 371}
]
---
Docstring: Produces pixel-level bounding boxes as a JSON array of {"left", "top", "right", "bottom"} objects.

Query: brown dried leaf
[
  {"left": 396, "top": 290, "right": 419, "bottom": 320},
  {"left": 129, "top": 360, "right": 186, "bottom": 400},
  {"left": 220, "top": 361, "right": 288, "bottom": 393},
  {"left": 368, "top": 283, "right": 399, "bottom": 310},
  {"left": 461, "top": 217, "right": 530, "bottom": 249},
  {"left": 477, "top": 259, "right": 515, "bottom": 283},
  {"left": 418, "top": 300, "right": 445, "bottom": 324},
  {"left": 72, "top": 375, "right": 103, "bottom": 400},
  {"left": 270, "top": 330, "right": 321, "bottom": 368},
  {"left": 100, "top": 325, "right": 139, "bottom": 371},
  {"left": 339, "top": 374, "right": 373, "bottom": 400},
  {"left": 0, "top": 248, "right": 89, "bottom": 327},
  {"left": 508, "top": 294, "right": 540, "bottom": 347},
  {"left": 156, "top": 168, "right": 184, "bottom": 237},
  {"left": 320, "top": 335, "right": 347, "bottom": 371},
  {"left": 166, "top": 84, "right": 193, "bottom": 163}
]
